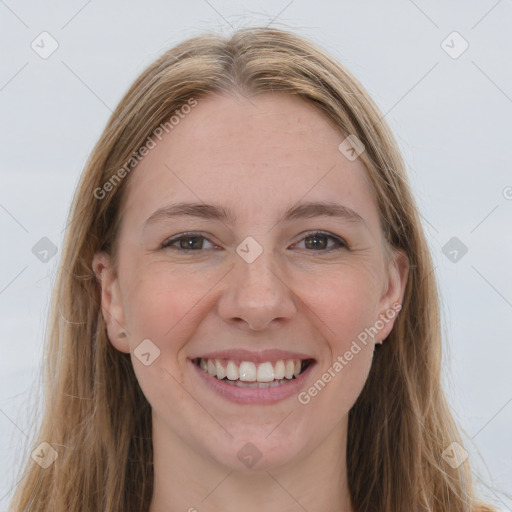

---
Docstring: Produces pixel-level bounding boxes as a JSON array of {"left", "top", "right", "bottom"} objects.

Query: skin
[{"left": 93, "top": 91, "right": 408, "bottom": 512}]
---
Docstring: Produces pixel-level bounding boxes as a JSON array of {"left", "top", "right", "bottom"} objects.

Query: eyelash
[{"left": 161, "top": 231, "right": 348, "bottom": 253}]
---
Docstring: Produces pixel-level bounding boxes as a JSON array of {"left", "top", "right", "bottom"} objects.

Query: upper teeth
[{"left": 198, "top": 358, "right": 304, "bottom": 382}]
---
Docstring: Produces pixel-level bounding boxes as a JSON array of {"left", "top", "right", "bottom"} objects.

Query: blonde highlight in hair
[{"left": 9, "top": 26, "right": 494, "bottom": 512}]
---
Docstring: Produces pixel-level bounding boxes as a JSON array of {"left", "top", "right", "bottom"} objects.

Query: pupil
[
  {"left": 181, "top": 236, "right": 201, "bottom": 250},
  {"left": 305, "top": 235, "right": 326, "bottom": 250}
]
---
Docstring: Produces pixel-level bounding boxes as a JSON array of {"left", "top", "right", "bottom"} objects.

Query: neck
[{"left": 148, "top": 413, "right": 354, "bottom": 512}]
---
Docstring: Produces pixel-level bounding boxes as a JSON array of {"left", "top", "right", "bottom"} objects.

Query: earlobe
[
  {"left": 376, "top": 248, "right": 409, "bottom": 342},
  {"left": 92, "top": 252, "right": 130, "bottom": 354}
]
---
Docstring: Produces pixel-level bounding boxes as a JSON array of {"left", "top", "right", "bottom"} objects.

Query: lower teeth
[{"left": 220, "top": 377, "right": 293, "bottom": 388}]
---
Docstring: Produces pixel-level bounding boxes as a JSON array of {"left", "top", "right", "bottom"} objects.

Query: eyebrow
[{"left": 143, "top": 200, "right": 366, "bottom": 228}]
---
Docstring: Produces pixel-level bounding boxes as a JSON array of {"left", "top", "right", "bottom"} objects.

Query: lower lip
[{"left": 189, "top": 359, "right": 315, "bottom": 405}]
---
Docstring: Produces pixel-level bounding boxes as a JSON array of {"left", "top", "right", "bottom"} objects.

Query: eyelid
[
  {"left": 292, "top": 230, "right": 348, "bottom": 251},
  {"left": 161, "top": 230, "right": 348, "bottom": 252},
  {"left": 161, "top": 231, "right": 219, "bottom": 250}
]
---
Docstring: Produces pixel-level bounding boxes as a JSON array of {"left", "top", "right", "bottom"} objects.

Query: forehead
[{"left": 120, "top": 92, "right": 380, "bottom": 230}]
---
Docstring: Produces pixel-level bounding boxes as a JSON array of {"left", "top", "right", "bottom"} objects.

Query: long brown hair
[{"left": 9, "top": 26, "right": 495, "bottom": 512}]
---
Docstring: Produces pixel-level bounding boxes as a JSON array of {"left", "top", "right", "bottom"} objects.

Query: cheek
[
  {"left": 120, "top": 263, "right": 222, "bottom": 354},
  {"left": 121, "top": 256, "right": 382, "bottom": 355},
  {"left": 296, "top": 264, "right": 379, "bottom": 408},
  {"left": 311, "top": 347, "right": 373, "bottom": 430},
  {"left": 119, "top": 267, "right": 219, "bottom": 410},
  {"left": 120, "top": 254, "right": 380, "bottom": 381},
  {"left": 298, "top": 335, "right": 374, "bottom": 423},
  {"left": 300, "top": 262, "right": 383, "bottom": 344}
]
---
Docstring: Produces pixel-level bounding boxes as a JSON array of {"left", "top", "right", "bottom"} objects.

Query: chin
[{"left": 205, "top": 427, "right": 307, "bottom": 474}]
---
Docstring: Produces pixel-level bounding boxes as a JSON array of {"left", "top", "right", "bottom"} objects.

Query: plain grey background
[{"left": 0, "top": 0, "right": 511, "bottom": 509}]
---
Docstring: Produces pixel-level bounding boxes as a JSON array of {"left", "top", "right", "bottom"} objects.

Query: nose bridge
[
  {"left": 236, "top": 241, "right": 284, "bottom": 304},
  {"left": 217, "top": 240, "right": 296, "bottom": 330},
  {"left": 240, "top": 246, "right": 279, "bottom": 294}
]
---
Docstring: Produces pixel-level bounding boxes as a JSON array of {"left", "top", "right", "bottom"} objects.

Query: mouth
[{"left": 193, "top": 357, "right": 315, "bottom": 389}]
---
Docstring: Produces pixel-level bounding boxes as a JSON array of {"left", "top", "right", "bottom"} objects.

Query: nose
[{"left": 217, "top": 250, "right": 298, "bottom": 331}]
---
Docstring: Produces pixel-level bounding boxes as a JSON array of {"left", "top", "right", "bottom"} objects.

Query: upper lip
[{"left": 191, "top": 348, "right": 315, "bottom": 364}]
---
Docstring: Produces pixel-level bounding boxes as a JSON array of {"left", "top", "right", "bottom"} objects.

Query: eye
[
  {"left": 292, "top": 231, "right": 348, "bottom": 252},
  {"left": 161, "top": 233, "right": 218, "bottom": 251},
  {"left": 161, "top": 231, "right": 348, "bottom": 252}
]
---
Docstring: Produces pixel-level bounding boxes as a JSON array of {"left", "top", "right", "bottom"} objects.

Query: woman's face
[{"left": 94, "top": 92, "right": 407, "bottom": 472}]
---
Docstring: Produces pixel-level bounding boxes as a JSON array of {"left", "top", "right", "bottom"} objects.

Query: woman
[{"left": 9, "top": 26, "right": 496, "bottom": 512}]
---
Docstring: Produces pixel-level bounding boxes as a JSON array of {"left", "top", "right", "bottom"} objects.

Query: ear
[
  {"left": 375, "top": 247, "right": 409, "bottom": 342},
  {"left": 92, "top": 252, "right": 130, "bottom": 353}
]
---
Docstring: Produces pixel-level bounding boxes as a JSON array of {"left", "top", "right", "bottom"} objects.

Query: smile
[
  {"left": 194, "top": 357, "right": 313, "bottom": 388},
  {"left": 189, "top": 354, "right": 316, "bottom": 404}
]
